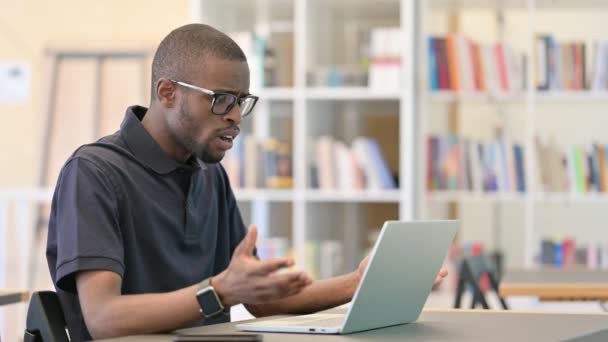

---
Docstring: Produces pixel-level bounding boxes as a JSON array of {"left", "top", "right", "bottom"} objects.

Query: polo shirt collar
[{"left": 120, "top": 105, "right": 204, "bottom": 174}]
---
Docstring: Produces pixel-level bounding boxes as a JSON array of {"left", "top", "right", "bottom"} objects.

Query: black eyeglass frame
[{"left": 170, "top": 79, "right": 259, "bottom": 117}]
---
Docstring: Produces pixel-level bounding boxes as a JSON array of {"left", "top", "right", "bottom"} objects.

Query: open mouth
[{"left": 219, "top": 135, "right": 234, "bottom": 143}]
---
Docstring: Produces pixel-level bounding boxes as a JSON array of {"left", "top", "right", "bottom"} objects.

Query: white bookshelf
[
  {"left": 426, "top": 191, "right": 608, "bottom": 204},
  {"left": 419, "top": 0, "right": 608, "bottom": 268},
  {"left": 305, "top": 87, "right": 402, "bottom": 100},
  {"left": 428, "top": 91, "right": 608, "bottom": 103},
  {"left": 426, "top": 191, "right": 527, "bottom": 203},
  {"left": 428, "top": 91, "right": 527, "bottom": 103},
  {"left": 533, "top": 192, "right": 608, "bottom": 204},
  {"left": 234, "top": 189, "right": 295, "bottom": 202},
  {"left": 429, "top": 0, "right": 608, "bottom": 10},
  {"left": 534, "top": 92, "right": 608, "bottom": 101},
  {"left": 195, "top": 0, "right": 608, "bottom": 272},
  {"left": 234, "top": 189, "right": 402, "bottom": 203},
  {"left": 193, "top": 0, "right": 415, "bottom": 275},
  {"left": 258, "top": 88, "right": 296, "bottom": 100},
  {"left": 303, "top": 190, "right": 402, "bottom": 203}
]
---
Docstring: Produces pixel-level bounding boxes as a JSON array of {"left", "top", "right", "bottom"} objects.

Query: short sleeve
[{"left": 51, "top": 157, "right": 125, "bottom": 293}]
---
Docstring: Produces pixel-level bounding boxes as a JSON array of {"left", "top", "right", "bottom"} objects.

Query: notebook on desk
[{"left": 236, "top": 220, "right": 459, "bottom": 335}]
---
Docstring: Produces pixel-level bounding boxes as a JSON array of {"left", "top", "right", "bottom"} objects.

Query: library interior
[{"left": 2, "top": 0, "right": 608, "bottom": 341}]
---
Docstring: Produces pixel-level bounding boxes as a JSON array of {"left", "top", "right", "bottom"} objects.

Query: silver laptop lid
[{"left": 341, "top": 220, "right": 458, "bottom": 334}]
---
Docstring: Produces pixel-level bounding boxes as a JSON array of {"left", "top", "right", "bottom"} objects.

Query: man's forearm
[
  {"left": 85, "top": 284, "right": 202, "bottom": 339},
  {"left": 245, "top": 271, "right": 359, "bottom": 317}
]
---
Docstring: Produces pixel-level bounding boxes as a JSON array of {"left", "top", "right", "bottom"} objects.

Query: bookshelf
[
  {"left": 194, "top": 0, "right": 608, "bottom": 274},
  {"left": 419, "top": 0, "right": 608, "bottom": 269},
  {"left": 429, "top": 91, "right": 608, "bottom": 103},
  {"left": 258, "top": 88, "right": 296, "bottom": 100},
  {"left": 428, "top": 0, "right": 608, "bottom": 10},
  {"left": 193, "top": 0, "right": 415, "bottom": 276},
  {"left": 427, "top": 191, "right": 608, "bottom": 204},
  {"left": 303, "top": 190, "right": 402, "bottom": 203},
  {"left": 233, "top": 189, "right": 294, "bottom": 202},
  {"left": 305, "top": 88, "right": 402, "bottom": 100},
  {"left": 233, "top": 189, "right": 403, "bottom": 203}
]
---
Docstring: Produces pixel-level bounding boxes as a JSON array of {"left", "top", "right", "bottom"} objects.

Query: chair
[
  {"left": 24, "top": 291, "right": 70, "bottom": 342},
  {"left": 453, "top": 253, "right": 509, "bottom": 310}
]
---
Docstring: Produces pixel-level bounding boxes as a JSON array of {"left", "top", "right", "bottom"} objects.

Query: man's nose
[{"left": 223, "top": 103, "right": 242, "bottom": 126}]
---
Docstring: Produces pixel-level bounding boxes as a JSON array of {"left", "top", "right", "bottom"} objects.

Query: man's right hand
[{"left": 211, "top": 225, "right": 312, "bottom": 307}]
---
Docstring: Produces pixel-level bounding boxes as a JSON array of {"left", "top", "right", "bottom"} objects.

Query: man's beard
[
  {"left": 195, "top": 145, "right": 224, "bottom": 164},
  {"left": 176, "top": 101, "right": 224, "bottom": 164}
]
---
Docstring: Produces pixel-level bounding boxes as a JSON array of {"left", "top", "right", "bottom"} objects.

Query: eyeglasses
[{"left": 171, "top": 80, "right": 258, "bottom": 117}]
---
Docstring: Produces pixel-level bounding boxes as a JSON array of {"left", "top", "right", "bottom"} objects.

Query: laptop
[{"left": 236, "top": 220, "right": 459, "bottom": 335}]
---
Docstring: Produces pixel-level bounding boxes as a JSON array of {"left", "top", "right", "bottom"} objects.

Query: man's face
[{"left": 168, "top": 56, "right": 250, "bottom": 163}]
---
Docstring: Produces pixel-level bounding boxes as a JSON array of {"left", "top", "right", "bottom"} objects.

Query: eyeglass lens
[{"left": 213, "top": 94, "right": 255, "bottom": 116}]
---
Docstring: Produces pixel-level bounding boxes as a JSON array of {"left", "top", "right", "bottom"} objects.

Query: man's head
[{"left": 148, "top": 23, "right": 254, "bottom": 163}]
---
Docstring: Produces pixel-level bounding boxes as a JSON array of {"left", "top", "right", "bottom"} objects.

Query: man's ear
[{"left": 156, "top": 78, "right": 177, "bottom": 108}]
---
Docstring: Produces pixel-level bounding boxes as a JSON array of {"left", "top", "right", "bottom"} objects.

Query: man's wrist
[
  {"left": 209, "top": 274, "right": 235, "bottom": 308},
  {"left": 195, "top": 278, "right": 227, "bottom": 317}
]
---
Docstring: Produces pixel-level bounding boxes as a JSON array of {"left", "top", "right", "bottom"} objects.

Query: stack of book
[
  {"left": 426, "top": 135, "right": 526, "bottom": 193},
  {"left": 536, "top": 137, "right": 608, "bottom": 193},
  {"left": 222, "top": 135, "right": 293, "bottom": 189},
  {"left": 230, "top": 30, "right": 294, "bottom": 88},
  {"left": 428, "top": 34, "right": 526, "bottom": 93},
  {"left": 310, "top": 136, "right": 397, "bottom": 190},
  {"left": 535, "top": 35, "right": 608, "bottom": 91},
  {"left": 367, "top": 27, "right": 402, "bottom": 89},
  {"left": 539, "top": 237, "right": 608, "bottom": 269}
]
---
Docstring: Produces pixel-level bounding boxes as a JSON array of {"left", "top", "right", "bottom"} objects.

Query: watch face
[{"left": 197, "top": 288, "right": 223, "bottom": 317}]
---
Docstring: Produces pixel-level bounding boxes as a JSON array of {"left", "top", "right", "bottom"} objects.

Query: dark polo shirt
[{"left": 46, "top": 105, "right": 247, "bottom": 341}]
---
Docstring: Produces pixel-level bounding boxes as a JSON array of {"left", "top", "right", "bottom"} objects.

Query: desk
[
  {"left": 0, "top": 289, "right": 29, "bottom": 306},
  {"left": 499, "top": 269, "right": 608, "bottom": 301},
  {"left": 99, "top": 309, "right": 608, "bottom": 342}
]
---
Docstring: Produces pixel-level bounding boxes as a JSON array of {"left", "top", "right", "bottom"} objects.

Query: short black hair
[{"left": 150, "top": 23, "right": 247, "bottom": 100}]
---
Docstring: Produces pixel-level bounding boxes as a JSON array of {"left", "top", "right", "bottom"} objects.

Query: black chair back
[{"left": 24, "top": 291, "right": 70, "bottom": 342}]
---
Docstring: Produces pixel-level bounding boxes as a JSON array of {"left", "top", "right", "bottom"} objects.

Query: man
[{"left": 46, "top": 23, "right": 447, "bottom": 341}]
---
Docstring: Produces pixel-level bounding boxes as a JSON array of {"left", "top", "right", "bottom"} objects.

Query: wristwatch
[{"left": 195, "top": 278, "right": 225, "bottom": 318}]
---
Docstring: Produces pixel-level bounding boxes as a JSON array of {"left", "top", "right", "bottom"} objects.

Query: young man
[{"left": 46, "top": 24, "right": 447, "bottom": 340}]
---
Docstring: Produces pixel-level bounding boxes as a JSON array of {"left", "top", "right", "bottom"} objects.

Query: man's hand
[
  {"left": 355, "top": 254, "right": 448, "bottom": 289},
  {"left": 355, "top": 254, "right": 370, "bottom": 284},
  {"left": 211, "top": 225, "right": 312, "bottom": 307},
  {"left": 432, "top": 268, "right": 449, "bottom": 289}
]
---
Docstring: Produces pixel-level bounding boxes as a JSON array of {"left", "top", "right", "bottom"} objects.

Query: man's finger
[
  {"left": 281, "top": 273, "right": 313, "bottom": 298},
  {"left": 284, "top": 275, "right": 312, "bottom": 293},
  {"left": 256, "top": 273, "right": 311, "bottom": 299},
  {"left": 274, "top": 272, "right": 311, "bottom": 296},
  {"left": 271, "top": 271, "right": 310, "bottom": 283},
  {"left": 433, "top": 275, "right": 444, "bottom": 288},
  {"left": 253, "top": 257, "right": 294, "bottom": 275},
  {"left": 284, "top": 281, "right": 308, "bottom": 298},
  {"left": 234, "top": 225, "right": 258, "bottom": 256}
]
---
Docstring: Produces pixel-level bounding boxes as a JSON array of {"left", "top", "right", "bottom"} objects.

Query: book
[
  {"left": 428, "top": 34, "right": 526, "bottom": 94},
  {"left": 222, "top": 135, "right": 293, "bottom": 189},
  {"left": 316, "top": 136, "right": 336, "bottom": 190},
  {"left": 426, "top": 135, "right": 526, "bottom": 194},
  {"left": 428, "top": 37, "right": 440, "bottom": 90}
]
